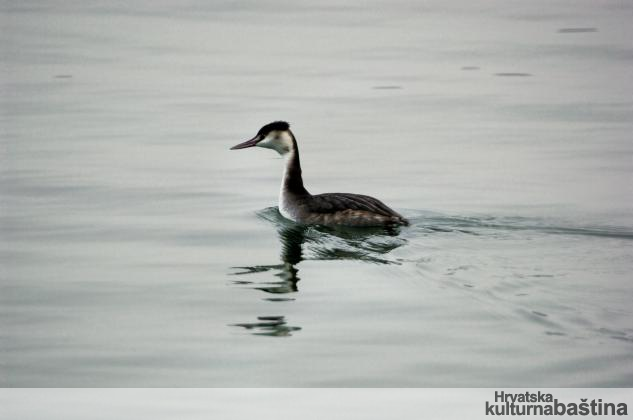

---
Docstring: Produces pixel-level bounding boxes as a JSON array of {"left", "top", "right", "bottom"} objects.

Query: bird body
[{"left": 231, "top": 121, "right": 408, "bottom": 227}]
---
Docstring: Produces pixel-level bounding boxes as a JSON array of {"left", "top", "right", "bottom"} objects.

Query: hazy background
[{"left": 1, "top": 0, "right": 632, "bottom": 386}]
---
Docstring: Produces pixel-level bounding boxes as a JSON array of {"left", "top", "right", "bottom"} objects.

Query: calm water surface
[{"left": 1, "top": 0, "right": 633, "bottom": 386}]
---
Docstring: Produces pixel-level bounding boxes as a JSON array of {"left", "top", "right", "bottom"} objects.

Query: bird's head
[{"left": 231, "top": 121, "right": 294, "bottom": 156}]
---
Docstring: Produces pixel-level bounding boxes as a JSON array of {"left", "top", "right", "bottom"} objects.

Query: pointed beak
[{"left": 230, "top": 135, "right": 261, "bottom": 150}]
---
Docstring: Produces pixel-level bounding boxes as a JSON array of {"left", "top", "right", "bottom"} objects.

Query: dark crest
[{"left": 257, "top": 121, "right": 290, "bottom": 137}]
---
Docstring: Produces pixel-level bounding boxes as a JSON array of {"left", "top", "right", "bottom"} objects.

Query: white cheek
[
  {"left": 279, "top": 132, "right": 293, "bottom": 150},
  {"left": 257, "top": 133, "right": 291, "bottom": 154},
  {"left": 257, "top": 137, "right": 272, "bottom": 148}
]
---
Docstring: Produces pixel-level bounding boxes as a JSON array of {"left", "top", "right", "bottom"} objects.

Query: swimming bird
[{"left": 231, "top": 121, "right": 409, "bottom": 227}]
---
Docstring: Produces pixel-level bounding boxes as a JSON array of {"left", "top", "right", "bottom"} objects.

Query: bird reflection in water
[
  {"left": 231, "top": 316, "right": 301, "bottom": 337},
  {"left": 230, "top": 207, "right": 407, "bottom": 336}
]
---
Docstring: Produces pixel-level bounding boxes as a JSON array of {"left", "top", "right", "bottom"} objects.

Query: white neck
[{"left": 278, "top": 150, "right": 297, "bottom": 220}]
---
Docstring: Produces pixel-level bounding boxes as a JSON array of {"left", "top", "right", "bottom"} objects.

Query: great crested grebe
[{"left": 231, "top": 121, "right": 409, "bottom": 227}]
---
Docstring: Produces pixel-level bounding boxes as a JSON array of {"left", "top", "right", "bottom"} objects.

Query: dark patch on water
[
  {"left": 517, "top": 309, "right": 560, "bottom": 330},
  {"left": 495, "top": 72, "right": 532, "bottom": 77},
  {"left": 461, "top": 66, "right": 480, "bottom": 70},
  {"left": 557, "top": 27, "right": 598, "bottom": 33},
  {"left": 597, "top": 327, "right": 633, "bottom": 344},
  {"left": 257, "top": 315, "right": 284, "bottom": 321},
  {"left": 611, "top": 336, "right": 633, "bottom": 343},
  {"left": 446, "top": 265, "right": 472, "bottom": 275},
  {"left": 372, "top": 85, "right": 403, "bottom": 90}
]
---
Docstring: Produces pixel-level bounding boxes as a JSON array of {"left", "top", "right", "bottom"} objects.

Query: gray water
[{"left": 1, "top": 0, "right": 632, "bottom": 387}]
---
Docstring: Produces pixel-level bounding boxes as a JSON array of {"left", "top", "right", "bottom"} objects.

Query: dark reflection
[
  {"left": 231, "top": 263, "right": 299, "bottom": 295},
  {"left": 231, "top": 316, "right": 301, "bottom": 337},
  {"left": 231, "top": 207, "right": 407, "bottom": 294},
  {"left": 229, "top": 207, "right": 407, "bottom": 336}
]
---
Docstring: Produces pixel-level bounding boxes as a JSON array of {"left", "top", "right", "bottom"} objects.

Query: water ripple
[{"left": 407, "top": 212, "right": 633, "bottom": 240}]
